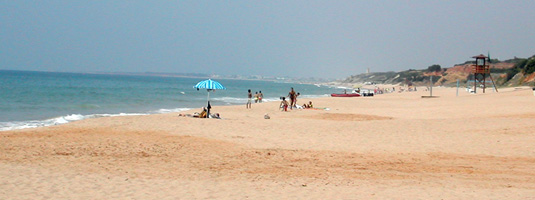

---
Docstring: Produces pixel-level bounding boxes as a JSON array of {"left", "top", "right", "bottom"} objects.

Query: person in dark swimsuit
[{"left": 288, "top": 87, "right": 296, "bottom": 110}]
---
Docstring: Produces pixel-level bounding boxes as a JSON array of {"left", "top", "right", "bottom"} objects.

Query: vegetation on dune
[
  {"left": 426, "top": 64, "right": 442, "bottom": 73},
  {"left": 518, "top": 56, "right": 535, "bottom": 75},
  {"left": 496, "top": 55, "right": 535, "bottom": 84},
  {"left": 341, "top": 55, "right": 535, "bottom": 87}
]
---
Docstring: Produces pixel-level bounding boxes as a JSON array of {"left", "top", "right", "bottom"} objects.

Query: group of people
[
  {"left": 283, "top": 87, "right": 300, "bottom": 111},
  {"left": 246, "top": 90, "right": 263, "bottom": 109},
  {"left": 279, "top": 87, "right": 312, "bottom": 111},
  {"left": 181, "top": 87, "right": 314, "bottom": 118},
  {"left": 246, "top": 87, "right": 304, "bottom": 111},
  {"left": 279, "top": 98, "right": 313, "bottom": 112}
]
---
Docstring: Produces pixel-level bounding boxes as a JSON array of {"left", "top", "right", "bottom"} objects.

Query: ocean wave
[
  {"left": 299, "top": 94, "right": 330, "bottom": 98},
  {"left": 0, "top": 114, "right": 88, "bottom": 131},
  {"left": 0, "top": 108, "right": 191, "bottom": 131},
  {"left": 77, "top": 104, "right": 101, "bottom": 109},
  {"left": 211, "top": 95, "right": 329, "bottom": 105},
  {"left": 259, "top": 97, "right": 281, "bottom": 102},
  {"left": 211, "top": 97, "right": 249, "bottom": 104},
  {"left": 154, "top": 108, "right": 191, "bottom": 114}
]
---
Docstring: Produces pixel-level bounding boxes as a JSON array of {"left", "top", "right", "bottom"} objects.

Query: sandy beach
[{"left": 1, "top": 86, "right": 535, "bottom": 199}]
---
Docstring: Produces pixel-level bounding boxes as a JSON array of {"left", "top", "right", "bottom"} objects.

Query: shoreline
[
  {"left": 2, "top": 85, "right": 530, "bottom": 132},
  {"left": 0, "top": 93, "right": 333, "bottom": 132}
]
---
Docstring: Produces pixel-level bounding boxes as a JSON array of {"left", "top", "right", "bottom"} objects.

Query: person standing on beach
[
  {"left": 246, "top": 89, "right": 252, "bottom": 109},
  {"left": 254, "top": 92, "right": 259, "bottom": 103},
  {"left": 288, "top": 87, "right": 296, "bottom": 109}
]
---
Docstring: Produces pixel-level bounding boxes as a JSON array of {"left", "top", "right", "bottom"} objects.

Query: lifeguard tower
[{"left": 471, "top": 54, "right": 497, "bottom": 93}]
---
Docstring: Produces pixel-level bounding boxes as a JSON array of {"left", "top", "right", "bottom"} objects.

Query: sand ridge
[
  {"left": 305, "top": 113, "right": 394, "bottom": 121},
  {"left": 3, "top": 126, "right": 533, "bottom": 188}
]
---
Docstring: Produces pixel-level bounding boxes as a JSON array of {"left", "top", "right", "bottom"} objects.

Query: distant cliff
[{"left": 340, "top": 55, "right": 535, "bottom": 87}]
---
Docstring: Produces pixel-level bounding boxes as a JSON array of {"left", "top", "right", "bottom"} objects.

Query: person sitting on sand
[
  {"left": 179, "top": 107, "right": 220, "bottom": 119},
  {"left": 280, "top": 97, "right": 289, "bottom": 112},
  {"left": 209, "top": 113, "right": 220, "bottom": 119},
  {"left": 178, "top": 111, "right": 200, "bottom": 118},
  {"left": 179, "top": 110, "right": 220, "bottom": 119},
  {"left": 199, "top": 107, "right": 207, "bottom": 118},
  {"left": 301, "top": 101, "right": 313, "bottom": 109}
]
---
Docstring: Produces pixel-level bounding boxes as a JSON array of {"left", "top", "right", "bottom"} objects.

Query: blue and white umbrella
[
  {"left": 194, "top": 79, "right": 226, "bottom": 117},
  {"left": 194, "top": 79, "right": 226, "bottom": 90}
]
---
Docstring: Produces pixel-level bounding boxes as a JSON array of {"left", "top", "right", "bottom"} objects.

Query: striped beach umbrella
[
  {"left": 193, "top": 79, "right": 226, "bottom": 118},
  {"left": 194, "top": 79, "right": 226, "bottom": 90}
]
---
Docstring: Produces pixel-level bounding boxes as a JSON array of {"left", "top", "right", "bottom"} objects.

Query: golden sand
[{"left": 1, "top": 87, "right": 535, "bottom": 199}]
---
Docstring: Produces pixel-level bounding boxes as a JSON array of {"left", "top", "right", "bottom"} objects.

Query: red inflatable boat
[{"left": 330, "top": 93, "right": 361, "bottom": 97}]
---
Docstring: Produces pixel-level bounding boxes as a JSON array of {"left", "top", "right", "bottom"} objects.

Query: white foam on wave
[
  {"left": 0, "top": 108, "right": 191, "bottom": 131},
  {"left": 62, "top": 114, "right": 85, "bottom": 121},
  {"left": 324, "top": 85, "right": 351, "bottom": 89},
  {"left": 94, "top": 113, "right": 147, "bottom": 118},
  {"left": 154, "top": 108, "right": 191, "bottom": 114},
  {"left": 300, "top": 94, "right": 330, "bottom": 98},
  {"left": 0, "top": 114, "right": 89, "bottom": 131},
  {"left": 212, "top": 97, "right": 249, "bottom": 104},
  {"left": 259, "top": 97, "right": 281, "bottom": 102}
]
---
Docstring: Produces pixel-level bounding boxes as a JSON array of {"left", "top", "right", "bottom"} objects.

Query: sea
[{"left": 0, "top": 70, "right": 342, "bottom": 131}]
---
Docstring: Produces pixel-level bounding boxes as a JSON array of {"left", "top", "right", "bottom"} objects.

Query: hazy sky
[{"left": 1, "top": 1, "right": 534, "bottom": 79}]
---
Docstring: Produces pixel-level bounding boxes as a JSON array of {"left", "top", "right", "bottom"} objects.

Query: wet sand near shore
[{"left": 2, "top": 87, "right": 535, "bottom": 199}]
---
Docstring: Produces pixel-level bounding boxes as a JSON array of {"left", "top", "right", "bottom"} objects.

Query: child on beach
[
  {"left": 280, "top": 97, "right": 289, "bottom": 112},
  {"left": 254, "top": 92, "right": 259, "bottom": 103},
  {"left": 258, "top": 91, "right": 263, "bottom": 103}
]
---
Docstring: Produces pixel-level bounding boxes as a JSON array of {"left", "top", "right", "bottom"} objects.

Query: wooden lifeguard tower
[{"left": 471, "top": 54, "right": 497, "bottom": 93}]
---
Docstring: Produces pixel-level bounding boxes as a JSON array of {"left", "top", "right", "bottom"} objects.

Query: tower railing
[{"left": 471, "top": 65, "right": 490, "bottom": 74}]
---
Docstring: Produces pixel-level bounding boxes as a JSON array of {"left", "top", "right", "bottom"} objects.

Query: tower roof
[{"left": 472, "top": 54, "right": 488, "bottom": 59}]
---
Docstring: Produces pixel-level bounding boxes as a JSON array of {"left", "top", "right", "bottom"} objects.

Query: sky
[{"left": 1, "top": 1, "right": 535, "bottom": 79}]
